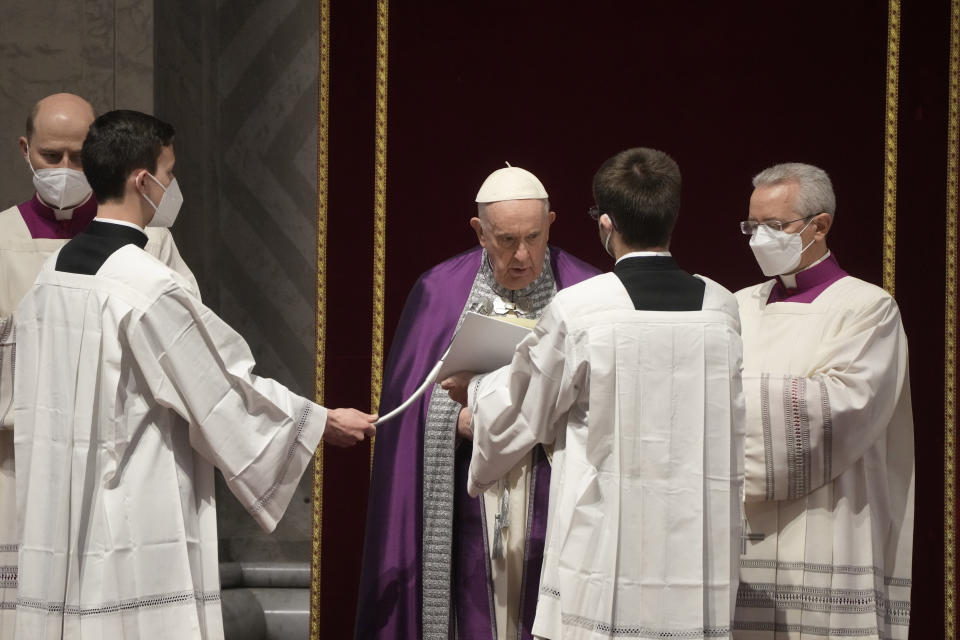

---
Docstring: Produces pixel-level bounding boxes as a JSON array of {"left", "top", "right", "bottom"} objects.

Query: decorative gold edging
[
  {"left": 310, "top": 0, "right": 331, "bottom": 637},
  {"left": 882, "top": 0, "right": 901, "bottom": 297},
  {"left": 945, "top": 0, "right": 960, "bottom": 637},
  {"left": 370, "top": 0, "right": 389, "bottom": 467}
]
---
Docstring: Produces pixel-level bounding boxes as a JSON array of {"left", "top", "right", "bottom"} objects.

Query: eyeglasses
[
  {"left": 740, "top": 215, "right": 815, "bottom": 235},
  {"left": 588, "top": 205, "right": 619, "bottom": 229}
]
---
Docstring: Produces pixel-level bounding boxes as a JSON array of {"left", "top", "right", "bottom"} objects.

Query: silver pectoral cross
[
  {"left": 491, "top": 295, "right": 532, "bottom": 319},
  {"left": 491, "top": 484, "right": 510, "bottom": 560}
]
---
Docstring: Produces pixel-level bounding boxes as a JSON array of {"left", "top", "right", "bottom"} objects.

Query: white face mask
[
  {"left": 140, "top": 173, "right": 183, "bottom": 228},
  {"left": 749, "top": 219, "right": 815, "bottom": 276},
  {"left": 26, "top": 147, "right": 92, "bottom": 217}
]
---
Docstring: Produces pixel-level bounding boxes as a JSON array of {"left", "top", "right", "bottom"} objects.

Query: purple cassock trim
[
  {"left": 17, "top": 193, "right": 98, "bottom": 240},
  {"left": 355, "top": 246, "right": 599, "bottom": 640},
  {"left": 767, "top": 253, "right": 848, "bottom": 304}
]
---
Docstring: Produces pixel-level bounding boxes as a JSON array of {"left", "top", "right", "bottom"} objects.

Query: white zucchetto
[{"left": 475, "top": 165, "right": 548, "bottom": 203}]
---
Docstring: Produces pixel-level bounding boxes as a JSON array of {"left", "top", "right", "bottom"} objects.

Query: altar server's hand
[
  {"left": 440, "top": 372, "right": 475, "bottom": 406},
  {"left": 323, "top": 408, "right": 377, "bottom": 447}
]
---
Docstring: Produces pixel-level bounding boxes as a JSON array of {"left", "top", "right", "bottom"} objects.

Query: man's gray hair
[{"left": 752, "top": 163, "right": 836, "bottom": 218}]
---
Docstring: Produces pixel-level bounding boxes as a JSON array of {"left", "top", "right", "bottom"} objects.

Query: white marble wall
[{"left": 0, "top": 0, "right": 153, "bottom": 205}]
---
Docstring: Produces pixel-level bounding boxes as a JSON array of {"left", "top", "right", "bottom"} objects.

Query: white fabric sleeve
[
  {"left": 144, "top": 227, "right": 202, "bottom": 300},
  {"left": 743, "top": 294, "right": 908, "bottom": 501},
  {"left": 127, "top": 284, "right": 327, "bottom": 532},
  {"left": 0, "top": 315, "right": 12, "bottom": 429},
  {"left": 466, "top": 303, "right": 581, "bottom": 497}
]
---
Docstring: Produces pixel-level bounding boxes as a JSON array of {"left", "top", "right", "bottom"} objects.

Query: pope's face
[{"left": 471, "top": 199, "right": 556, "bottom": 290}]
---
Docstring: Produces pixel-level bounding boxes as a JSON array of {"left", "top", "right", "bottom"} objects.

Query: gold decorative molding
[
  {"left": 370, "top": 0, "right": 389, "bottom": 467},
  {"left": 310, "top": 0, "right": 331, "bottom": 637},
  {"left": 945, "top": 0, "right": 960, "bottom": 637},
  {"left": 882, "top": 0, "right": 900, "bottom": 297}
]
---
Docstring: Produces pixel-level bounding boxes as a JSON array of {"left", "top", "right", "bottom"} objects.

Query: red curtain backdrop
[{"left": 319, "top": 2, "right": 952, "bottom": 637}]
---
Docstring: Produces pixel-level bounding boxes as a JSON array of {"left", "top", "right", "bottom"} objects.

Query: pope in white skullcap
[{"left": 475, "top": 164, "right": 549, "bottom": 203}]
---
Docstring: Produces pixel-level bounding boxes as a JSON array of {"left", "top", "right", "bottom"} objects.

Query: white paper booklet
[
  {"left": 435, "top": 311, "right": 534, "bottom": 379},
  {"left": 374, "top": 312, "right": 533, "bottom": 425}
]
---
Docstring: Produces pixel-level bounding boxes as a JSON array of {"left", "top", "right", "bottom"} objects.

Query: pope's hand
[
  {"left": 323, "top": 408, "right": 377, "bottom": 447},
  {"left": 440, "top": 372, "right": 474, "bottom": 406},
  {"left": 456, "top": 407, "right": 473, "bottom": 442}
]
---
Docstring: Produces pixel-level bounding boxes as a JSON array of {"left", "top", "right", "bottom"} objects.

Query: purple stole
[
  {"left": 356, "top": 246, "right": 599, "bottom": 639},
  {"left": 17, "top": 194, "right": 98, "bottom": 240},
  {"left": 765, "top": 253, "right": 848, "bottom": 304}
]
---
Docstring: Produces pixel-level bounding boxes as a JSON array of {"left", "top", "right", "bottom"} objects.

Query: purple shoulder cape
[
  {"left": 17, "top": 194, "right": 97, "bottom": 239},
  {"left": 355, "top": 246, "right": 599, "bottom": 639}
]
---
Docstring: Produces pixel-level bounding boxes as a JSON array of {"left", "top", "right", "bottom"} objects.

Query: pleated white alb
[
  {"left": 468, "top": 273, "right": 745, "bottom": 640},
  {"left": 734, "top": 277, "right": 914, "bottom": 640},
  {"left": 12, "top": 245, "right": 325, "bottom": 639},
  {"left": 0, "top": 207, "right": 200, "bottom": 638}
]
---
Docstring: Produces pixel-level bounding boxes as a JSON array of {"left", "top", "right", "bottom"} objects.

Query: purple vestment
[
  {"left": 17, "top": 194, "right": 98, "bottom": 239},
  {"left": 766, "top": 253, "right": 848, "bottom": 304},
  {"left": 356, "top": 246, "right": 599, "bottom": 640}
]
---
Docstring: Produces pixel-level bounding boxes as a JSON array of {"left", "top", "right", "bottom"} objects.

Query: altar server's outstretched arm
[
  {"left": 127, "top": 283, "right": 375, "bottom": 531},
  {"left": 742, "top": 294, "right": 908, "bottom": 501}
]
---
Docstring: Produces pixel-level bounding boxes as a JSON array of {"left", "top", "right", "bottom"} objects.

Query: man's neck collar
[
  {"left": 94, "top": 217, "right": 146, "bottom": 232},
  {"left": 33, "top": 191, "right": 95, "bottom": 221},
  {"left": 616, "top": 250, "right": 671, "bottom": 264},
  {"left": 95, "top": 201, "right": 148, "bottom": 229},
  {"left": 777, "top": 250, "right": 833, "bottom": 289}
]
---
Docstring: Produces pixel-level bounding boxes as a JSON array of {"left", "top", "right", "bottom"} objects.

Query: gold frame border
[
  {"left": 882, "top": 0, "right": 900, "bottom": 297},
  {"left": 946, "top": 0, "right": 960, "bottom": 637},
  {"left": 371, "top": 0, "right": 389, "bottom": 458},
  {"left": 310, "top": 0, "right": 331, "bottom": 637}
]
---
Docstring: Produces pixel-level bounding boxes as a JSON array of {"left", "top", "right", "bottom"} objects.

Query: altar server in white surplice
[
  {"left": 443, "top": 147, "right": 745, "bottom": 640},
  {"left": 11, "top": 110, "right": 376, "bottom": 640},
  {"left": 732, "top": 163, "right": 914, "bottom": 640},
  {"left": 0, "top": 94, "right": 200, "bottom": 636}
]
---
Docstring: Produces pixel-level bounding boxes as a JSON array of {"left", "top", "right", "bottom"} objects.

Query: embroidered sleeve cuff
[
  {"left": 467, "top": 373, "right": 484, "bottom": 414},
  {"left": 247, "top": 400, "right": 327, "bottom": 533},
  {"left": 743, "top": 372, "right": 830, "bottom": 501},
  {"left": 467, "top": 473, "right": 495, "bottom": 498}
]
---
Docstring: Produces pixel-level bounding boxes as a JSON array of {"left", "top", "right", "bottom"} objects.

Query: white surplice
[
  {"left": 733, "top": 277, "right": 914, "bottom": 640},
  {"left": 12, "top": 243, "right": 325, "bottom": 639},
  {"left": 466, "top": 273, "right": 745, "bottom": 640},
  {"left": 0, "top": 205, "right": 199, "bottom": 637}
]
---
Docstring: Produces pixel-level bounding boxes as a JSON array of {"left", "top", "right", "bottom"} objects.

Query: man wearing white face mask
[
  {"left": 733, "top": 163, "right": 914, "bottom": 639},
  {"left": 10, "top": 110, "right": 376, "bottom": 639},
  {"left": 0, "top": 94, "right": 198, "bottom": 635}
]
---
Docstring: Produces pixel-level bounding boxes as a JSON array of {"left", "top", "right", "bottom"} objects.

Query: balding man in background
[{"left": 0, "top": 93, "right": 198, "bottom": 635}]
